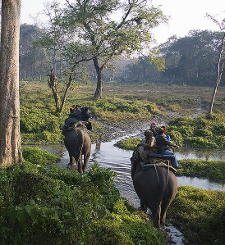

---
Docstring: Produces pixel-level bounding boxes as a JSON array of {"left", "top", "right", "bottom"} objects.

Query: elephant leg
[
  {"left": 77, "top": 158, "right": 83, "bottom": 173},
  {"left": 150, "top": 202, "right": 161, "bottom": 228},
  {"left": 67, "top": 154, "right": 74, "bottom": 169},
  {"left": 83, "top": 153, "right": 90, "bottom": 172},
  {"left": 139, "top": 199, "right": 148, "bottom": 213},
  {"left": 160, "top": 196, "right": 173, "bottom": 227}
]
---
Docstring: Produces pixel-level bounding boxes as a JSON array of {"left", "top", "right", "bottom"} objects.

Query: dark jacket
[{"left": 155, "top": 134, "right": 177, "bottom": 153}]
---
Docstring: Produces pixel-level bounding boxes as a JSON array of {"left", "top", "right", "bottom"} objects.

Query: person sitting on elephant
[
  {"left": 161, "top": 125, "right": 171, "bottom": 141},
  {"left": 139, "top": 130, "right": 157, "bottom": 163},
  {"left": 140, "top": 130, "right": 173, "bottom": 166},
  {"left": 69, "top": 105, "right": 82, "bottom": 119},
  {"left": 154, "top": 127, "right": 180, "bottom": 169},
  {"left": 80, "top": 107, "right": 93, "bottom": 131}
]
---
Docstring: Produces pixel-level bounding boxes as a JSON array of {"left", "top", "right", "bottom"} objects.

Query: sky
[{"left": 21, "top": 0, "right": 225, "bottom": 44}]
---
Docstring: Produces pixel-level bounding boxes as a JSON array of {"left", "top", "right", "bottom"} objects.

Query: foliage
[
  {"left": 167, "top": 113, "right": 225, "bottom": 148},
  {"left": 177, "top": 159, "right": 225, "bottom": 184},
  {"left": 114, "top": 137, "right": 141, "bottom": 150},
  {"left": 119, "top": 30, "right": 225, "bottom": 86},
  {"left": 91, "top": 98, "right": 160, "bottom": 122},
  {"left": 168, "top": 186, "right": 225, "bottom": 245},
  {"left": 0, "top": 148, "right": 165, "bottom": 244},
  {"left": 22, "top": 147, "right": 60, "bottom": 165},
  {"left": 58, "top": 0, "right": 166, "bottom": 98}
]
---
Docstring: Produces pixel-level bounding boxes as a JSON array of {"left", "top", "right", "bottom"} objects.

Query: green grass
[
  {"left": 168, "top": 186, "right": 225, "bottom": 245},
  {"left": 168, "top": 113, "right": 225, "bottom": 148},
  {"left": 0, "top": 147, "right": 166, "bottom": 245},
  {"left": 177, "top": 159, "right": 225, "bottom": 184},
  {"left": 114, "top": 137, "right": 141, "bottom": 150}
]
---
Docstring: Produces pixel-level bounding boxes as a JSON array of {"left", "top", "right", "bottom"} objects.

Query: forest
[{"left": 20, "top": 24, "right": 224, "bottom": 87}]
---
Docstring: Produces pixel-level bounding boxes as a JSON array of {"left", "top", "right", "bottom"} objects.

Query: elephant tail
[{"left": 77, "top": 129, "right": 85, "bottom": 162}]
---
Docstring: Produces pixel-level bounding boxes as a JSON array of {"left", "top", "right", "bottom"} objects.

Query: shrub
[
  {"left": 169, "top": 116, "right": 193, "bottom": 127},
  {"left": 184, "top": 137, "right": 218, "bottom": 148},
  {"left": 193, "top": 128, "right": 213, "bottom": 137},
  {"left": 22, "top": 147, "right": 60, "bottom": 165},
  {"left": 168, "top": 186, "right": 225, "bottom": 245},
  {"left": 0, "top": 161, "right": 166, "bottom": 245}
]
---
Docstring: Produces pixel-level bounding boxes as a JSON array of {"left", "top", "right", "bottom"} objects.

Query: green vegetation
[
  {"left": 168, "top": 186, "right": 225, "bottom": 245},
  {"left": 22, "top": 147, "right": 60, "bottom": 165},
  {"left": 0, "top": 147, "right": 165, "bottom": 245},
  {"left": 178, "top": 159, "right": 225, "bottom": 184},
  {"left": 20, "top": 82, "right": 161, "bottom": 144},
  {"left": 114, "top": 137, "right": 141, "bottom": 150},
  {"left": 168, "top": 113, "right": 225, "bottom": 148}
]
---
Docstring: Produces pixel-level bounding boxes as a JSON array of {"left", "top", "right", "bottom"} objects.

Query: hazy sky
[{"left": 21, "top": 0, "right": 225, "bottom": 44}]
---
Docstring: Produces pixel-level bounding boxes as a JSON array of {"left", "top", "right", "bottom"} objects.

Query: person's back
[
  {"left": 154, "top": 127, "right": 180, "bottom": 169},
  {"left": 80, "top": 107, "right": 91, "bottom": 121},
  {"left": 155, "top": 127, "right": 177, "bottom": 153},
  {"left": 69, "top": 105, "right": 81, "bottom": 119}
]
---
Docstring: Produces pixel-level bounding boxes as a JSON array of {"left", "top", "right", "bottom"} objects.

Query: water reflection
[{"left": 54, "top": 139, "right": 225, "bottom": 197}]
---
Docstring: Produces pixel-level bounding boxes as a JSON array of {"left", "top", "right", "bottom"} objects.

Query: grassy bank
[
  {"left": 168, "top": 186, "right": 225, "bottom": 245},
  {"left": 20, "top": 82, "right": 162, "bottom": 144},
  {"left": 168, "top": 113, "right": 225, "bottom": 148},
  {"left": 0, "top": 147, "right": 166, "bottom": 245},
  {"left": 178, "top": 159, "right": 225, "bottom": 184}
]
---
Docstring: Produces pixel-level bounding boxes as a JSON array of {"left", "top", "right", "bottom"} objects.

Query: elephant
[
  {"left": 131, "top": 148, "right": 177, "bottom": 228},
  {"left": 63, "top": 122, "right": 91, "bottom": 173}
]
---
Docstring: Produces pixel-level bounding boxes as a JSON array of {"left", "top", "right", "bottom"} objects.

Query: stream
[{"left": 39, "top": 132, "right": 225, "bottom": 245}]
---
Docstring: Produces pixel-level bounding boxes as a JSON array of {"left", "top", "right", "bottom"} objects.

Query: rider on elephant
[
  {"left": 80, "top": 107, "right": 93, "bottom": 131},
  {"left": 154, "top": 127, "right": 180, "bottom": 169}
]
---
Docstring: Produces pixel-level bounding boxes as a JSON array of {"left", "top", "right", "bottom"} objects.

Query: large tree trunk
[
  {"left": 0, "top": 0, "right": 22, "bottom": 165},
  {"left": 93, "top": 57, "right": 103, "bottom": 99}
]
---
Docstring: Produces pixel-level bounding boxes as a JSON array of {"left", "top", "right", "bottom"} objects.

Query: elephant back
[{"left": 64, "top": 128, "right": 85, "bottom": 160}]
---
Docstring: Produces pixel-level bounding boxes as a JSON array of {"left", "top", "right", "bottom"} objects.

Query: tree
[
  {"left": 0, "top": 0, "right": 22, "bottom": 165},
  {"left": 61, "top": 0, "right": 166, "bottom": 99},
  {"left": 36, "top": 1, "right": 78, "bottom": 114},
  {"left": 207, "top": 15, "right": 225, "bottom": 114},
  {"left": 20, "top": 24, "right": 49, "bottom": 81}
]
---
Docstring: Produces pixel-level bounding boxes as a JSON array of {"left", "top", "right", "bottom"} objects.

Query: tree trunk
[
  {"left": 59, "top": 75, "right": 72, "bottom": 113},
  {"left": 48, "top": 69, "right": 61, "bottom": 113},
  {"left": 93, "top": 57, "right": 103, "bottom": 99},
  {"left": 209, "top": 32, "right": 225, "bottom": 114},
  {"left": 0, "top": 0, "right": 22, "bottom": 166},
  {"left": 209, "top": 82, "right": 220, "bottom": 114}
]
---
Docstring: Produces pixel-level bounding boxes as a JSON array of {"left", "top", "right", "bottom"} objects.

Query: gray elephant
[
  {"left": 131, "top": 149, "right": 177, "bottom": 228},
  {"left": 63, "top": 122, "right": 91, "bottom": 173}
]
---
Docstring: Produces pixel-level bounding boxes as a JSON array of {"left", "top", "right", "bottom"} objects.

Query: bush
[
  {"left": 168, "top": 113, "right": 225, "bottom": 148},
  {"left": 0, "top": 160, "right": 166, "bottom": 245},
  {"left": 22, "top": 147, "right": 60, "bottom": 165},
  {"left": 168, "top": 186, "right": 225, "bottom": 245}
]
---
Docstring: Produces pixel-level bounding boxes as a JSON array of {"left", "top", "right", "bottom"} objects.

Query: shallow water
[
  {"left": 53, "top": 138, "right": 225, "bottom": 208},
  {"left": 38, "top": 136, "right": 225, "bottom": 245}
]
